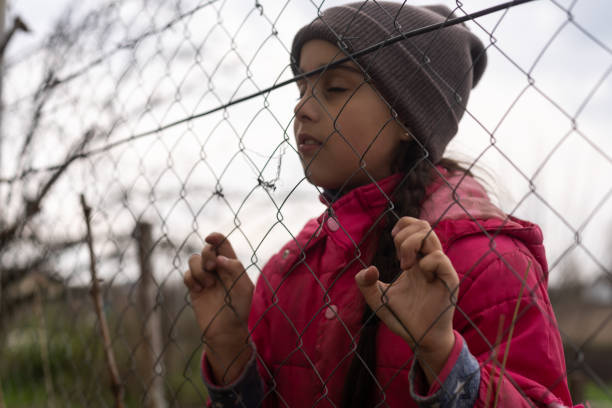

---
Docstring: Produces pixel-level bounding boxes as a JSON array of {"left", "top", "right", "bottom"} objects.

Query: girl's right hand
[{"left": 183, "top": 232, "right": 254, "bottom": 383}]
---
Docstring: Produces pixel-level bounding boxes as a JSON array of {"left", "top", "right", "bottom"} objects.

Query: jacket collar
[
  {"left": 316, "top": 173, "right": 403, "bottom": 250},
  {"left": 310, "top": 168, "right": 544, "bottom": 273},
  {"left": 316, "top": 167, "right": 507, "bottom": 227},
  {"left": 420, "top": 167, "right": 506, "bottom": 224},
  {"left": 314, "top": 168, "right": 512, "bottom": 249},
  {"left": 318, "top": 173, "right": 403, "bottom": 214}
]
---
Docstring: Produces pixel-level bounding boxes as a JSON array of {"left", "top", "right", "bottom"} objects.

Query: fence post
[
  {"left": 34, "top": 285, "right": 56, "bottom": 408},
  {"left": 134, "top": 222, "right": 167, "bottom": 408},
  {"left": 0, "top": 2, "right": 6, "bottom": 377},
  {"left": 0, "top": 0, "right": 5, "bottom": 174}
]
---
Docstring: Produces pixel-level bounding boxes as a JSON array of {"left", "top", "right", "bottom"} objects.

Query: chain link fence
[{"left": 0, "top": 0, "right": 611, "bottom": 407}]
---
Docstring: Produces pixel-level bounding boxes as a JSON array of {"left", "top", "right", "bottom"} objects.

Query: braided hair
[{"left": 340, "top": 141, "right": 468, "bottom": 407}]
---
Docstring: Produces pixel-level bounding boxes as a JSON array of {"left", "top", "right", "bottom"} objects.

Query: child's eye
[{"left": 327, "top": 87, "right": 346, "bottom": 93}]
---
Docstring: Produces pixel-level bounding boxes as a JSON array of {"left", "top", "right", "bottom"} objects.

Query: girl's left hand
[{"left": 355, "top": 216, "right": 459, "bottom": 377}]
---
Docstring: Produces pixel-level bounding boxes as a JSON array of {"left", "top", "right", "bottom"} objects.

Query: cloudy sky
[{"left": 4, "top": 0, "right": 611, "bottom": 286}]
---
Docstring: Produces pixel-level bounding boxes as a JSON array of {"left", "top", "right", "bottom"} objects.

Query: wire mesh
[{"left": 1, "top": 0, "right": 611, "bottom": 407}]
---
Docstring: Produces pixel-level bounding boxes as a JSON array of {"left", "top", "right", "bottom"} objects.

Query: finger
[
  {"left": 201, "top": 244, "right": 218, "bottom": 271},
  {"left": 355, "top": 265, "right": 380, "bottom": 288},
  {"left": 188, "top": 253, "right": 215, "bottom": 288},
  {"left": 418, "top": 250, "right": 459, "bottom": 289},
  {"left": 215, "top": 255, "right": 250, "bottom": 287},
  {"left": 355, "top": 266, "right": 393, "bottom": 318},
  {"left": 355, "top": 267, "right": 415, "bottom": 341},
  {"left": 391, "top": 216, "right": 426, "bottom": 237},
  {"left": 397, "top": 230, "right": 435, "bottom": 270},
  {"left": 392, "top": 220, "right": 426, "bottom": 256},
  {"left": 395, "top": 229, "right": 442, "bottom": 268},
  {"left": 205, "top": 232, "right": 238, "bottom": 260},
  {"left": 355, "top": 266, "right": 383, "bottom": 310},
  {"left": 183, "top": 269, "right": 203, "bottom": 292},
  {"left": 420, "top": 227, "right": 442, "bottom": 254},
  {"left": 392, "top": 217, "right": 439, "bottom": 256}
]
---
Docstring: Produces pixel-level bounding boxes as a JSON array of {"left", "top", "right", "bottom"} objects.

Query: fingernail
[
  {"left": 205, "top": 261, "right": 215, "bottom": 271},
  {"left": 217, "top": 255, "right": 228, "bottom": 264},
  {"left": 391, "top": 226, "right": 398, "bottom": 236}
]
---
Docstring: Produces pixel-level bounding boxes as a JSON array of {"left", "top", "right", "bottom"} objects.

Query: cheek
[
  {"left": 336, "top": 114, "right": 385, "bottom": 155},
  {"left": 336, "top": 94, "right": 390, "bottom": 137},
  {"left": 334, "top": 107, "right": 370, "bottom": 145}
]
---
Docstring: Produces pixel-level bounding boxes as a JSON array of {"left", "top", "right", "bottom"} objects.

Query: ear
[{"left": 398, "top": 130, "right": 413, "bottom": 142}]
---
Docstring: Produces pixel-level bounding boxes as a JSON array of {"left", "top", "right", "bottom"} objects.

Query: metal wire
[{"left": 1, "top": 0, "right": 611, "bottom": 407}]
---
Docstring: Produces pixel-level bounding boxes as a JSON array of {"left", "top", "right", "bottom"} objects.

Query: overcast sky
[{"left": 3, "top": 0, "right": 611, "bottom": 286}]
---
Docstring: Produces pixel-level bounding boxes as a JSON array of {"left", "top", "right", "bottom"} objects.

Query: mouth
[{"left": 297, "top": 133, "right": 323, "bottom": 155}]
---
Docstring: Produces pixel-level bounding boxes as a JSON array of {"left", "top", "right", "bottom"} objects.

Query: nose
[{"left": 294, "top": 88, "right": 320, "bottom": 123}]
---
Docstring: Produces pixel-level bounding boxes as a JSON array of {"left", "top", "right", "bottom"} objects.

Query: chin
[
  {"left": 302, "top": 169, "right": 338, "bottom": 190},
  {"left": 304, "top": 170, "right": 365, "bottom": 192}
]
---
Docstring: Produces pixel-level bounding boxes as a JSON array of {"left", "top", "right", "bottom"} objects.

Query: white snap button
[
  {"left": 282, "top": 249, "right": 290, "bottom": 259},
  {"left": 325, "top": 305, "right": 338, "bottom": 320},
  {"left": 326, "top": 217, "right": 339, "bottom": 232}
]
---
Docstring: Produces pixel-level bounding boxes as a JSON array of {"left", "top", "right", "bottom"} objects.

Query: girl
[{"left": 184, "top": 2, "right": 580, "bottom": 407}]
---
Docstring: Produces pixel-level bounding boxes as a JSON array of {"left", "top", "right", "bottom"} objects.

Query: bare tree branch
[
  {"left": 0, "top": 128, "right": 94, "bottom": 248},
  {"left": 0, "top": 16, "right": 30, "bottom": 57},
  {"left": 15, "top": 70, "right": 58, "bottom": 174},
  {"left": 80, "top": 194, "right": 125, "bottom": 408}
]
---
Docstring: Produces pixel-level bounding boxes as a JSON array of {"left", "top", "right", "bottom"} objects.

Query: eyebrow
[{"left": 295, "top": 63, "right": 364, "bottom": 80}]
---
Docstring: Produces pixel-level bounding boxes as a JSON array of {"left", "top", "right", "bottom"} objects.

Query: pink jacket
[{"left": 205, "top": 170, "right": 578, "bottom": 407}]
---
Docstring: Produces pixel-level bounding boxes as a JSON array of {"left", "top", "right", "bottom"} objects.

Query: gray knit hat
[{"left": 291, "top": 2, "right": 487, "bottom": 163}]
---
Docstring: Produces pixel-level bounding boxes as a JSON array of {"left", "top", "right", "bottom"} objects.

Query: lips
[
  {"left": 297, "top": 133, "right": 322, "bottom": 155},
  {"left": 297, "top": 133, "right": 321, "bottom": 146}
]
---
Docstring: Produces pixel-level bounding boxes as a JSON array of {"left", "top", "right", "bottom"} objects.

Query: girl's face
[{"left": 294, "top": 39, "right": 408, "bottom": 191}]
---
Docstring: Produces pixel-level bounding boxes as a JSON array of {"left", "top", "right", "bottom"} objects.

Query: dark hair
[{"left": 340, "top": 141, "right": 469, "bottom": 407}]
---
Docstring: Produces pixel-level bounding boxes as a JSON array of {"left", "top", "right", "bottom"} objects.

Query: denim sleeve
[
  {"left": 201, "top": 351, "right": 264, "bottom": 408},
  {"left": 409, "top": 338, "right": 480, "bottom": 408}
]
